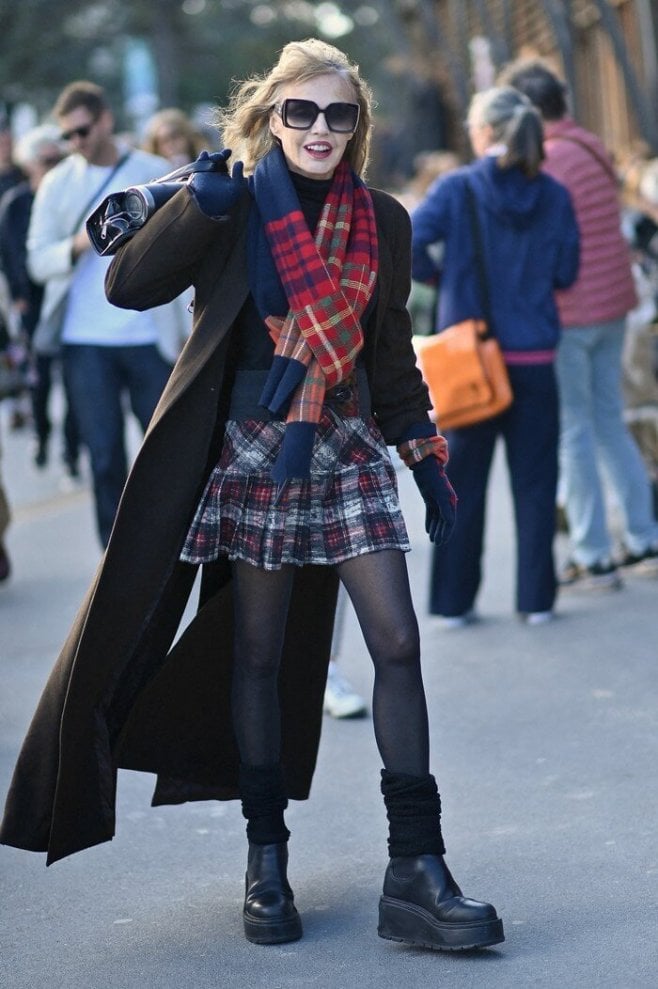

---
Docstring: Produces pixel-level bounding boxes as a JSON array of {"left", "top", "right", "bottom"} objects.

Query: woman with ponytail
[{"left": 412, "top": 86, "right": 580, "bottom": 626}]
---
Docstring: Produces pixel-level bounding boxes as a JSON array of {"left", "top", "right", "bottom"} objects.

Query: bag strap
[
  {"left": 464, "top": 179, "right": 494, "bottom": 337},
  {"left": 544, "top": 133, "right": 618, "bottom": 184},
  {"left": 72, "top": 151, "right": 132, "bottom": 234},
  {"left": 150, "top": 156, "right": 224, "bottom": 184}
]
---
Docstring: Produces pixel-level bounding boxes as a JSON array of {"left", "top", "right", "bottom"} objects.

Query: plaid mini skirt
[{"left": 180, "top": 410, "right": 410, "bottom": 571}]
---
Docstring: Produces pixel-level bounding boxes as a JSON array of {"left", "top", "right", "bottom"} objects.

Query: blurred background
[{"left": 1, "top": 0, "right": 658, "bottom": 190}]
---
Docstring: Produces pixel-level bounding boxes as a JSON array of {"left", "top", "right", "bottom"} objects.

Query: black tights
[{"left": 230, "top": 550, "right": 429, "bottom": 777}]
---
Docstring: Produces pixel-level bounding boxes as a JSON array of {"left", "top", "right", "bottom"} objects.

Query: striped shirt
[{"left": 542, "top": 118, "right": 636, "bottom": 328}]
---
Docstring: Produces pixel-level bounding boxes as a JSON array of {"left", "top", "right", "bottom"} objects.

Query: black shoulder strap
[
  {"left": 74, "top": 151, "right": 132, "bottom": 233},
  {"left": 464, "top": 178, "right": 493, "bottom": 336},
  {"left": 545, "top": 134, "right": 617, "bottom": 184}
]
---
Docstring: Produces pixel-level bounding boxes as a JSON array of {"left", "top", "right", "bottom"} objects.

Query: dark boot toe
[
  {"left": 243, "top": 842, "right": 303, "bottom": 945},
  {"left": 435, "top": 894, "right": 500, "bottom": 925},
  {"left": 378, "top": 855, "right": 504, "bottom": 951}
]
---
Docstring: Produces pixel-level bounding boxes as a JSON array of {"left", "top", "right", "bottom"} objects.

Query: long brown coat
[{"left": 0, "top": 185, "right": 431, "bottom": 865}]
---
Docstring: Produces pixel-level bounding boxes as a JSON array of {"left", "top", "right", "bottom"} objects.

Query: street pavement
[{"left": 1, "top": 395, "right": 657, "bottom": 989}]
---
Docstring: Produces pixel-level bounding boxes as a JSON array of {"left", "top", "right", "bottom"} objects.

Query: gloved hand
[
  {"left": 188, "top": 149, "right": 246, "bottom": 218},
  {"left": 410, "top": 455, "right": 457, "bottom": 546}
]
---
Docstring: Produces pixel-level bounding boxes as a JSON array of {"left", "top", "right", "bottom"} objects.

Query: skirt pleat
[{"left": 180, "top": 411, "right": 410, "bottom": 571}]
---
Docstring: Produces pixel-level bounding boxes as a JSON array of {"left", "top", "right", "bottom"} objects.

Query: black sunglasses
[
  {"left": 60, "top": 122, "right": 95, "bottom": 142},
  {"left": 276, "top": 99, "right": 359, "bottom": 134}
]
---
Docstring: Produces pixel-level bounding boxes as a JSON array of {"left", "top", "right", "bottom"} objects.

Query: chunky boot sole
[
  {"left": 243, "top": 909, "right": 303, "bottom": 945},
  {"left": 378, "top": 896, "right": 504, "bottom": 951}
]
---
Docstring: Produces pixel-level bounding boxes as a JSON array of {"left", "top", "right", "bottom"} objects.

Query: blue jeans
[
  {"left": 63, "top": 344, "right": 172, "bottom": 547},
  {"left": 32, "top": 354, "right": 80, "bottom": 464},
  {"left": 556, "top": 320, "right": 658, "bottom": 565},
  {"left": 429, "top": 363, "right": 559, "bottom": 617}
]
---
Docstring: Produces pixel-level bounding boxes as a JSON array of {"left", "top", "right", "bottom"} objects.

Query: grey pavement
[{"left": 1, "top": 394, "right": 658, "bottom": 989}]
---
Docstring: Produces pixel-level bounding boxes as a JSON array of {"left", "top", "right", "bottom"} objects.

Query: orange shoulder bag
[{"left": 414, "top": 181, "right": 512, "bottom": 430}]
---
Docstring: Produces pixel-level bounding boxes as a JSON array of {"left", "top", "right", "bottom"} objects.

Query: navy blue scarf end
[{"left": 259, "top": 356, "right": 307, "bottom": 416}]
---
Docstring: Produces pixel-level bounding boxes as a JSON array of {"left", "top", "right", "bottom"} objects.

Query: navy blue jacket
[
  {"left": 0, "top": 182, "right": 43, "bottom": 338},
  {"left": 411, "top": 155, "right": 580, "bottom": 352}
]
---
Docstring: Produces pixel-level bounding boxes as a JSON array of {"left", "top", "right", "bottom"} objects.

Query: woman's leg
[
  {"left": 503, "top": 364, "right": 559, "bottom": 615},
  {"left": 335, "top": 549, "right": 428, "bottom": 776},
  {"left": 337, "top": 549, "right": 504, "bottom": 951},
  {"left": 230, "top": 559, "right": 302, "bottom": 945},
  {"left": 428, "top": 422, "right": 498, "bottom": 617},
  {"left": 230, "top": 558, "right": 295, "bottom": 766}
]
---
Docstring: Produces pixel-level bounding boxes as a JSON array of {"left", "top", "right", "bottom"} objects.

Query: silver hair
[
  {"left": 14, "top": 123, "right": 63, "bottom": 168},
  {"left": 468, "top": 85, "right": 544, "bottom": 177},
  {"left": 468, "top": 86, "right": 532, "bottom": 132}
]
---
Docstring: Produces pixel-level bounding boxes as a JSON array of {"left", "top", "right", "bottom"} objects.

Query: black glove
[
  {"left": 410, "top": 454, "right": 457, "bottom": 546},
  {"left": 188, "top": 150, "right": 246, "bottom": 218}
]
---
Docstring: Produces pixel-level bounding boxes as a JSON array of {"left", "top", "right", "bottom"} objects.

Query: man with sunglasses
[{"left": 27, "top": 81, "right": 190, "bottom": 547}]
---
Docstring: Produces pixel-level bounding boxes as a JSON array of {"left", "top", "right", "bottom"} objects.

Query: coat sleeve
[
  {"left": 369, "top": 192, "right": 433, "bottom": 443},
  {"left": 410, "top": 176, "right": 452, "bottom": 285},
  {"left": 105, "top": 187, "right": 242, "bottom": 311},
  {"left": 26, "top": 170, "right": 77, "bottom": 284},
  {"left": 0, "top": 195, "right": 27, "bottom": 299}
]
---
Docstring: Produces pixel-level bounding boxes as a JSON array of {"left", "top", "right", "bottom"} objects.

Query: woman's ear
[
  {"left": 482, "top": 122, "right": 495, "bottom": 145},
  {"left": 269, "top": 109, "right": 282, "bottom": 142},
  {"left": 469, "top": 120, "right": 495, "bottom": 156}
]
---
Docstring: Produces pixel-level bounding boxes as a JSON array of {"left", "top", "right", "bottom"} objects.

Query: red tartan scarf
[{"left": 250, "top": 146, "right": 378, "bottom": 483}]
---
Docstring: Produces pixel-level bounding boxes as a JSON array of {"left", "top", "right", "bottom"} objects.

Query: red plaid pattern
[
  {"left": 180, "top": 414, "right": 410, "bottom": 570},
  {"left": 396, "top": 434, "right": 449, "bottom": 468},
  {"left": 264, "top": 161, "right": 378, "bottom": 423}
]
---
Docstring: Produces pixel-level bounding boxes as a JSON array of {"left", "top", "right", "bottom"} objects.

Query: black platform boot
[
  {"left": 239, "top": 763, "right": 302, "bottom": 945},
  {"left": 378, "top": 770, "right": 504, "bottom": 951},
  {"left": 243, "top": 841, "right": 302, "bottom": 944}
]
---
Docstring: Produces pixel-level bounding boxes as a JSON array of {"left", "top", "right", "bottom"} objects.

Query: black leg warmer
[
  {"left": 239, "top": 763, "right": 290, "bottom": 846},
  {"left": 381, "top": 770, "right": 446, "bottom": 858}
]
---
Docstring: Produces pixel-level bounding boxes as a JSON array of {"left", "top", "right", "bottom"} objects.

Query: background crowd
[
  {"left": 1, "top": 55, "right": 658, "bottom": 679},
  {"left": 1, "top": 23, "right": 657, "bottom": 984}
]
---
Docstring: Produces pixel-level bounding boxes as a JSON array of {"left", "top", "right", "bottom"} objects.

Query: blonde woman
[
  {"left": 142, "top": 107, "right": 206, "bottom": 167},
  {"left": 2, "top": 40, "right": 503, "bottom": 953}
]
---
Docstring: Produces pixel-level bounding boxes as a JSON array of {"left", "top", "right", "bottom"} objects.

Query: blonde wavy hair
[
  {"left": 142, "top": 108, "right": 206, "bottom": 161},
  {"left": 217, "top": 38, "right": 373, "bottom": 176}
]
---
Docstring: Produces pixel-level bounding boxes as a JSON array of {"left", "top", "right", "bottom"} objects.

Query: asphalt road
[{"left": 1, "top": 396, "right": 657, "bottom": 989}]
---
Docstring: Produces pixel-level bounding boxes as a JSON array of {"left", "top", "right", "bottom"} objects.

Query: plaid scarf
[{"left": 249, "top": 145, "right": 378, "bottom": 484}]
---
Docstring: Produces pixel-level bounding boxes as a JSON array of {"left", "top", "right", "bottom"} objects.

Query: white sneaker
[
  {"left": 436, "top": 610, "right": 477, "bottom": 630},
  {"left": 524, "top": 611, "right": 554, "bottom": 625},
  {"left": 323, "top": 661, "right": 367, "bottom": 719}
]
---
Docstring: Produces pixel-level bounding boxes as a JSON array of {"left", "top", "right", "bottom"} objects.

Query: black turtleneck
[{"left": 290, "top": 170, "right": 333, "bottom": 232}]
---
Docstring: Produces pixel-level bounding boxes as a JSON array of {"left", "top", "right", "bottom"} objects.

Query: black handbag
[{"left": 86, "top": 156, "right": 228, "bottom": 256}]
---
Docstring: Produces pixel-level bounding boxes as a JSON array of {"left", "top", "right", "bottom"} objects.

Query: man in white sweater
[{"left": 28, "top": 81, "right": 191, "bottom": 546}]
